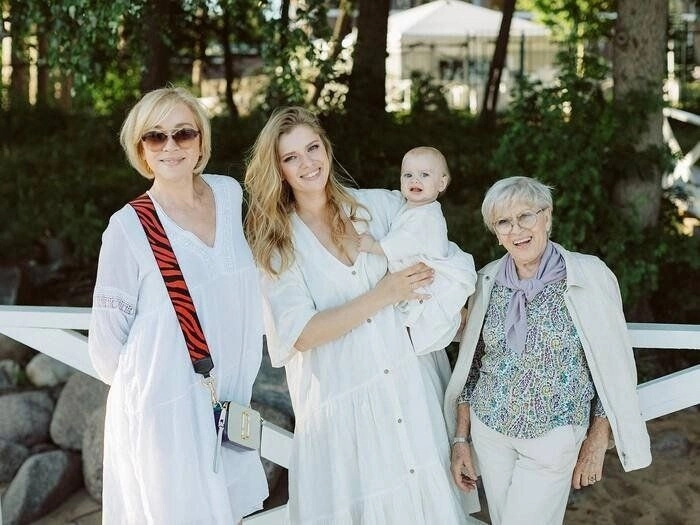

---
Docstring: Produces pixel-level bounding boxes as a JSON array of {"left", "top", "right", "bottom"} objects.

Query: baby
[{"left": 359, "top": 146, "right": 477, "bottom": 354}]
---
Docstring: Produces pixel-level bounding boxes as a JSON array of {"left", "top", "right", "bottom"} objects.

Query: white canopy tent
[{"left": 385, "top": 0, "right": 557, "bottom": 111}]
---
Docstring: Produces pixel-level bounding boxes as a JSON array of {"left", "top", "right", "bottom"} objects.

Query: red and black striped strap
[{"left": 129, "top": 194, "right": 214, "bottom": 377}]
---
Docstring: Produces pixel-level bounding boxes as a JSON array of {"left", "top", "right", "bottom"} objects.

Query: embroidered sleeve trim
[{"left": 93, "top": 291, "right": 136, "bottom": 316}]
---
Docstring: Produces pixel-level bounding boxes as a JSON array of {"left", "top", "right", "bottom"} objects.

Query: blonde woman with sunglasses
[
  {"left": 444, "top": 176, "right": 651, "bottom": 525},
  {"left": 245, "top": 107, "right": 477, "bottom": 524},
  {"left": 88, "top": 87, "right": 267, "bottom": 524}
]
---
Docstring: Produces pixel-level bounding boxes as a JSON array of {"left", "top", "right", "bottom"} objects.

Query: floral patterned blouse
[{"left": 457, "top": 280, "right": 606, "bottom": 439}]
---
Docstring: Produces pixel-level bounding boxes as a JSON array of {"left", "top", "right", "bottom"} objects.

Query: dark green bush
[
  {"left": 489, "top": 58, "right": 691, "bottom": 319},
  {"left": 1, "top": 100, "right": 695, "bottom": 325},
  {"left": 0, "top": 107, "right": 142, "bottom": 263}
]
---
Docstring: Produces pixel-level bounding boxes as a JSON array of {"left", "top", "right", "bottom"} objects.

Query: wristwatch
[{"left": 451, "top": 435, "right": 472, "bottom": 446}]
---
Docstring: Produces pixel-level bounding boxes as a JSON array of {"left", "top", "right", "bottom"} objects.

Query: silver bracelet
[{"left": 451, "top": 435, "right": 472, "bottom": 446}]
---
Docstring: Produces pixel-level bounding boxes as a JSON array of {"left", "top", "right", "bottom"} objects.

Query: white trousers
[{"left": 471, "top": 413, "right": 587, "bottom": 525}]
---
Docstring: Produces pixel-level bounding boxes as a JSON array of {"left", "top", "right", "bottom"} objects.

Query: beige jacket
[{"left": 444, "top": 244, "right": 652, "bottom": 472}]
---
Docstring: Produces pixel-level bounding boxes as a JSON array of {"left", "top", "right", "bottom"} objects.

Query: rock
[
  {"left": 0, "top": 335, "right": 35, "bottom": 366},
  {"left": 252, "top": 345, "right": 293, "bottom": 417},
  {"left": 0, "top": 265, "right": 21, "bottom": 305},
  {"left": 0, "top": 438, "right": 30, "bottom": 483},
  {"left": 650, "top": 431, "right": 690, "bottom": 458},
  {"left": 0, "top": 367, "right": 13, "bottom": 391},
  {"left": 0, "top": 449, "right": 83, "bottom": 524},
  {"left": 0, "top": 359, "right": 21, "bottom": 391},
  {"left": 251, "top": 401, "right": 294, "bottom": 494},
  {"left": 0, "top": 390, "right": 54, "bottom": 447},
  {"left": 29, "top": 442, "right": 58, "bottom": 455},
  {"left": 26, "top": 353, "right": 75, "bottom": 387},
  {"left": 82, "top": 405, "right": 106, "bottom": 503},
  {"left": 50, "top": 372, "right": 108, "bottom": 451}
]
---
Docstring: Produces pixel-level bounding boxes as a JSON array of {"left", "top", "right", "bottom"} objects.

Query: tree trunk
[
  {"left": 478, "top": 0, "right": 515, "bottom": 127},
  {"left": 310, "top": 0, "right": 354, "bottom": 106},
  {"left": 9, "top": 0, "right": 30, "bottom": 108},
  {"left": 221, "top": 8, "right": 239, "bottom": 118},
  {"left": 58, "top": 73, "right": 73, "bottom": 112},
  {"left": 36, "top": 32, "right": 50, "bottom": 106},
  {"left": 279, "top": 0, "right": 291, "bottom": 52},
  {"left": 345, "top": 0, "right": 390, "bottom": 115},
  {"left": 613, "top": 0, "right": 667, "bottom": 321},
  {"left": 140, "top": 0, "right": 171, "bottom": 92},
  {"left": 612, "top": 0, "right": 667, "bottom": 230}
]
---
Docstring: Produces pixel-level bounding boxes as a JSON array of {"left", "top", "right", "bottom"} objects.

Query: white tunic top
[
  {"left": 263, "top": 189, "right": 478, "bottom": 524},
  {"left": 379, "top": 201, "right": 477, "bottom": 354},
  {"left": 88, "top": 175, "right": 268, "bottom": 525}
]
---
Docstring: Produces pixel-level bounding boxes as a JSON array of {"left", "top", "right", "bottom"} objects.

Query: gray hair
[{"left": 481, "top": 176, "right": 553, "bottom": 233}]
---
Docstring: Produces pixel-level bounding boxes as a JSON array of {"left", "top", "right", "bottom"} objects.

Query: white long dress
[
  {"left": 379, "top": 201, "right": 477, "bottom": 354},
  {"left": 88, "top": 174, "right": 268, "bottom": 525},
  {"left": 263, "top": 188, "right": 479, "bottom": 524}
]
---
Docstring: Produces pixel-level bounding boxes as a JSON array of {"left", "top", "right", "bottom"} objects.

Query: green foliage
[
  {"left": 521, "top": 0, "right": 615, "bottom": 43},
  {"left": 0, "top": 107, "right": 142, "bottom": 263},
  {"left": 408, "top": 72, "right": 450, "bottom": 114},
  {"left": 1, "top": 98, "right": 694, "bottom": 323},
  {"left": 260, "top": 0, "right": 328, "bottom": 108},
  {"left": 39, "top": 0, "right": 145, "bottom": 89},
  {"left": 491, "top": 8, "right": 683, "bottom": 315},
  {"left": 678, "top": 81, "right": 700, "bottom": 115},
  {"left": 1, "top": 0, "right": 694, "bottom": 325},
  {"left": 258, "top": 0, "right": 352, "bottom": 111}
]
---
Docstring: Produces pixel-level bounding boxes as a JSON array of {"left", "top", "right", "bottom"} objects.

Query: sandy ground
[{"left": 27, "top": 407, "right": 699, "bottom": 524}]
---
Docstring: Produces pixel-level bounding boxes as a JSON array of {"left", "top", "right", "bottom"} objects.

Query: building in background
[{"left": 384, "top": 0, "right": 557, "bottom": 112}]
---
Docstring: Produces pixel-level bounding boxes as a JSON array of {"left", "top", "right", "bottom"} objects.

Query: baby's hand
[{"left": 358, "top": 233, "right": 377, "bottom": 253}]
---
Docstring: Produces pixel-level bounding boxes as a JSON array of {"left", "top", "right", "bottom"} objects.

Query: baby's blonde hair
[{"left": 402, "top": 146, "right": 451, "bottom": 190}]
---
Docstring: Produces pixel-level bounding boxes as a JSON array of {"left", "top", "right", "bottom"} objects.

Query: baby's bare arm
[{"left": 357, "top": 233, "right": 385, "bottom": 256}]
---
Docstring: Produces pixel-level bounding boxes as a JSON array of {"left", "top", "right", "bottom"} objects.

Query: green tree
[
  {"left": 310, "top": 0, "right": 355, "bottom": 107},
  {"left": 491, "top": 1, "right": 674, "bottom": 316},
  {"left": 260, "top": 0, "right": 336, "bottom": 109}
]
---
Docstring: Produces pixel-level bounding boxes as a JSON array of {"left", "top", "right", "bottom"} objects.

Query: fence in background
[{"left": 0, "top": 306, "right": 698, "bottom": 524}]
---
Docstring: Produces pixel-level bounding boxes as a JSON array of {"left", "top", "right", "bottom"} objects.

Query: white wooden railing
[
  {"left": 0, "top": 306, "right": 698, "bottom": 524},
  {"left": 663, "top": 107, "right": 699, "bottom": 218}
]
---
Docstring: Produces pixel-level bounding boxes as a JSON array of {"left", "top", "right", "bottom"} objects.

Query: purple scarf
[{"left": 494, "top": 241, "right": 567, "bottom": 355}]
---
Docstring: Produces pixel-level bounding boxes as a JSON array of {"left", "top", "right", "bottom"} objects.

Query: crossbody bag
[{"left": 130, "top": 193, "right": 262, "bottom": 472}]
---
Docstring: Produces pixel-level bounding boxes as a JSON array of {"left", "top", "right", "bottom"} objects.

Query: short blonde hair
[
  {"left": 402, "top": 146, "right": 451, "bottom": 189},
  {"left": 481, "top": 176, "right": 553, "bottom": 233},
  {"left": 244, "top": 106, "right": 366, "bottom": 276},
  {"left": 119, "top": 87, "right": 211, "bottom": 179}
]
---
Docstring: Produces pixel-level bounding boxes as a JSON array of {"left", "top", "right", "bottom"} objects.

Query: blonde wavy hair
[{"left": 244, "top": 106, "right": 365, "bottom": 276}]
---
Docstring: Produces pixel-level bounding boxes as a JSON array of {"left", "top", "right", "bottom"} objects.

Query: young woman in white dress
[
  {"left": 88, "top": 87, "right": 267, "bottom": 524},
  {"left": 244, "top": 107, "right": 479, "bottom": 524}
]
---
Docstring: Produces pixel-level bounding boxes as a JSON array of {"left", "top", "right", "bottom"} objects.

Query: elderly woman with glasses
[
  {"left": 444, "top": 176, "right": 651, "bottom": 525},
  {"left": 88, "top": 87, "right": 267, "bottom": 524}
]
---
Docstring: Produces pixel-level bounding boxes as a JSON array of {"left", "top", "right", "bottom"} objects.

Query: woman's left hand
[{"left": 571, "top": 417, "right": 610, "bottom": 489}]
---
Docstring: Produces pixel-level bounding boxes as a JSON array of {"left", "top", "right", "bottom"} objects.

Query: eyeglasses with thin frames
[
  {"left": 493, "top": 208, "right": 545, "bottom": 235},
  {"left": 141, "top": 128, "right": 200, "bottom": 151}
]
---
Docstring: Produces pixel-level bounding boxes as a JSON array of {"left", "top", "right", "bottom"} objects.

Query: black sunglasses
[{"left": 141, "top": 128, "right": 200, "bottom": 151}]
